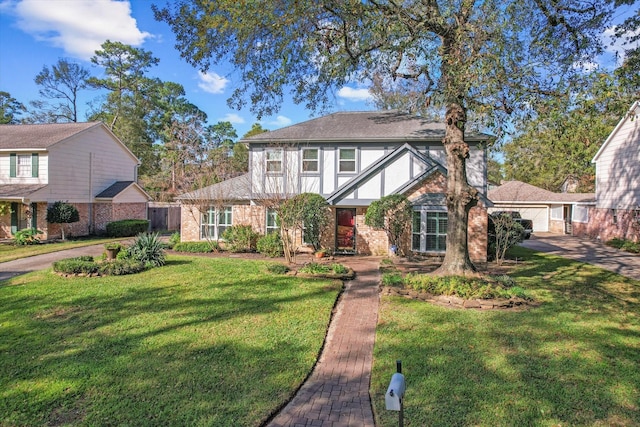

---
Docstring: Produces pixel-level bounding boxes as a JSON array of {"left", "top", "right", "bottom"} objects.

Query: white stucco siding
[
  {"left": 360, "top": 148, "right": 385, "bottom": 170},
  {"left": 466, "top": 144, "right": 486, "bottom": 190},
  {"left": 358, "top": 174, "right": 382, "bottom": 199},
  {"left": 322, "top": 148, "right": 336, "bottom": 193},
  {"left": 383, "top": 152, "right": 411, "bottom": 194},
  {"left": 595, "top": 116, "right": 640, "bottom": 209},
  {"left": 300, "top": 176, "right": 320, "bottom": 193},
  {"left": 45, "top": 127, "right": 138, "bottom": 203}
]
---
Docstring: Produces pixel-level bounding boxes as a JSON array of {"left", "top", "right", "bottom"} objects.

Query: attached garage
[{"left": 488, "top": 181, "right": 595, "bottom": 236}]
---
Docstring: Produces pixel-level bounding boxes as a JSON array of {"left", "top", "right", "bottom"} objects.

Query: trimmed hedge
[
  {"left": 173, "top": 241, "right": 217, "bottom": 253},
  {"left": 105, "top": 219, "right": 149, "bottom": 237},
  {"left": 53, "top": 257, "right": 100, "bottom": 275}
]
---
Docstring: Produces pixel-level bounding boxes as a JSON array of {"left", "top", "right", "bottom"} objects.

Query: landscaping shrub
[
  {"left": 331, "top": 263, "right": 349, "bottom": 274},
  {"left": 381, "top": 272, "right": 403, "bottom": 286},
  {"left": 105, "top": 219, "right": 149, "bottom": 237},
  {"left": 267, "top": 263, "right": 290, "bottom": 274},
  {"left": 299, "top": 262, "right": 331, "bottom": 274},
  {"left": 403, "top": 273, "right": 530, "bottom": 300},
  {"left": 13, "top": 228, "right": 42, "bottom": 245},
  {"left": 257, "top": 232, "right": 284, "bottom": 257},
  {"left": 173, "top": 241, "right": 216, "bottom": 253},
  {"left": 607, "top": 238, "right": 640, "bottom": 253},
  {"left": 222, "top": 225, "right": 259, "bottom": 252},
  {"left": 99, "top": 259, "right": 146, "bottom": 276},
  {"left": 128, "top": 232, "right": 166, "bottom": 267},
  {"left": 168, "top": 232, "right": 181, "bottom": 248},
  {"left": 53, "top": 257, "right": 100, "bottom": 275}
]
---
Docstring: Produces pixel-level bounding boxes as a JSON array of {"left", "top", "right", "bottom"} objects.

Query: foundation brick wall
[{"left": 574, "top": 207, "right": 640, "bottom": 242}]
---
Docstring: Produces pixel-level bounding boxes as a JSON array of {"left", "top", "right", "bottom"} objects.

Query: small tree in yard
[
  {"left": 488, "top": 213, "right": 525, "bottom": 266},
  {"left": 365, "top": 195, "right": 413, "bottom": 256},
  {"left": 279, "top": 193, "right": 331, "bottom": 260},
  {"left": 46, "top": 201, "right": 79, "bottom": 240}
]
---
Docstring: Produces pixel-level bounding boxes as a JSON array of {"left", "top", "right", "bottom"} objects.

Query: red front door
[{"left": 336, "top": 208, "right": 356, "bottom": 252}]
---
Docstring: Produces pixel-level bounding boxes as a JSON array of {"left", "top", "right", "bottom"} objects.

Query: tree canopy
[{"left": 154, "top": 0, "right": 627, "bottom": 275}]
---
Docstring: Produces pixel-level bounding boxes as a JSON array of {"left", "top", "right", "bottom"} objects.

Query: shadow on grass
[
  {"left": 0, "top": 257, "right": 342, "bottom": 426},
  {"left": 373, "top": 248, "right": 640, "bottom": 426}
]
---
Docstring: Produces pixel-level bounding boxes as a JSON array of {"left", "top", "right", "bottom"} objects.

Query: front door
[
  {"left": 336, "top": 208, "right": 356, "bottom": 253},
  {"left": 564, "top": 205, "right": 573, "bottom": 234}
]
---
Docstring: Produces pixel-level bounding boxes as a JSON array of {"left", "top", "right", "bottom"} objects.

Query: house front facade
[
  {"left": 584, "top": 100, "right": 640, "bottom": 242},
  {"left": 0, "top": 122, "right": 151, "bottom": 240},
  {"left": 180, "top": 111, "right": 491, "bottom": 262}
]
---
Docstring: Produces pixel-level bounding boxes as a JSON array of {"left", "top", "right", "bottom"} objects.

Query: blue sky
[
  {"left": 0, "top": 0, "right": 374, "bottom": 137},
  {"left": 0, "top": 0, "right": 636, "bottom": 138}
]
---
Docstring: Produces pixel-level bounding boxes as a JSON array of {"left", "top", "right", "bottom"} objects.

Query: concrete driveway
[
  {"left": 0, "top": 244, "right": 107, "bottom": 282},
  {"left": 520, "top": 233, "right": 640, "bottom": 281}
]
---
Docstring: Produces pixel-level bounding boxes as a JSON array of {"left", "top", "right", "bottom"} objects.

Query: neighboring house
[
  {"left": 487, "top": 180, "right": 595, "bottom": 235},
  {"left": 179, "top": 111, "right": 491, "bottom": 262},
  {"left": 586, "top": 100, "right": 640, "bottom": 242},
  {"left": 0, "top": 122, "right": 151, "bottom": 240}
]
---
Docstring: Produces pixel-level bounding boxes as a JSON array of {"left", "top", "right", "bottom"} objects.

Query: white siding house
[
  {"left": 179, "top": 111, "right": 491, "bottom": 261},
  {"left": 584, "top": 100, "right": 640, "bottom": 241},
  {"left": 0, "top": 122, "right": 151, "bottom": 239}
]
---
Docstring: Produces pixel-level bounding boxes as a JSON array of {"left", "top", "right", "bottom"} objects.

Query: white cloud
[
  {"left": 219, "top": 113, "right": 245, "bottom": 124},
  {"left": 603, "top": 25, "right": 640, "bottom": 60},
  {"left": 266, "top": 115, "right": 292, "bottom": 127},
  {"left": 197, "top": 71, "right": 229, "bottom": 94},
  {"left": 8, "top": 0, "right": 150, "bottom": 60},
  {"left": 337, "top": 86, "right": 373, "bottom": 102}
]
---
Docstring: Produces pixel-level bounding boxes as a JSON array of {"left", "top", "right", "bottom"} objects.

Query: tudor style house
[
  {"left": 585, "top": 100, "right": 640, "bottom": 242},
  {"left": 0, "top": 122, "right": 151, "bottom": 240},
  {"left": 179, "top": 111, "right": 491, "bottom": 262}
]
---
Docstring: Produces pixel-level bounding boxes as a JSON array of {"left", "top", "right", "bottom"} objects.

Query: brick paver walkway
[{"left": 267, "top": 257, "right": 380, "bottom": 427}]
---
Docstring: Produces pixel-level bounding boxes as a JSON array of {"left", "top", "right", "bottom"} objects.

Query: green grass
[
  {"left": 0, "top": 237, "right": 119, "bottom": 263},
  {"left": 0, "top": 256, "right": 341, "bottom": 426},
  {"left": 372, "top": 247, "right": 640, "bottom": 426}
]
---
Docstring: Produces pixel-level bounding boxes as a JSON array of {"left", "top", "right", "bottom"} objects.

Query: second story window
[
  {"left": 302, "top": 148, "right": 318, "bottom": 172},
  {"left": 339, "top": 148, "right": 356, "bottom": 173},
  {"left": 266, "top": 149, "right": 283, "bottom": 173},
  {"left": 10, "top": 153, "right": 39, "bottom": 178}
]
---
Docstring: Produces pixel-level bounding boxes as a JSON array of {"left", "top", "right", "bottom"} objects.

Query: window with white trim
[
  {"left": 572, "top": 205, "right": 589, "bottom": 223},
  {"left": 302, "top": 148, "right": 319, "bottom": 172},
  {"left": 266, "top": 149, "right": 283, "bottom": 173},
  {"left": 550, "top": 206, "right": 563, "bottom": 220},
  {"left": 17, "top": 155, "right": 32, "bottom": 177},
  {"left": 266, "top": 208, "right": 279, "bottom": 234},
  {"left": 338, "top": 148, "right": 356, "bottom": 173},
  {"left": 201, "top": 206, "right": 232, "bottom": 240},
  {"left": 412, "top": 210, "right": 447, "bottom": 252}
]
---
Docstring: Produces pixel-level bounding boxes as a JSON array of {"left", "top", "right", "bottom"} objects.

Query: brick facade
[
  {"left": 180, "top": 171, "right": 489, "bottom": 263},
  {"left": 573, "top": 207, "right": 640, "bottom": 243},
  {"left": 3, "top": 201, "right": 148, "bottom": 240}
]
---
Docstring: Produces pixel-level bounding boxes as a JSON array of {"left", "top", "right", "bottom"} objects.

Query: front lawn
[
  {"left": 0, "top": 256, "right": 341, "bottom": 426},
  {"left": 0, "top": 237, "right": 119, "bottom": 263},
  {"left": 372, "top": 247, "right": 640, "bottom": 426}
]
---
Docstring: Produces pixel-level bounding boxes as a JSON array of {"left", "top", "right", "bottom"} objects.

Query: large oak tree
[{"left": 154, "top": 0, "right": 628, "bottom": 275}]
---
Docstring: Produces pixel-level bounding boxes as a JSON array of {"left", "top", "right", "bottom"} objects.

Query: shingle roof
[
  {"left": 178, "top": 174, "right": 251, "bottom": 201},
  {"left": 0, "top": 122, "right": 102, "bottom": 150},
  {"left": 242, "top": 111, "right": 489, "bottom": 143},
  {"left": 488, "top": 180, "right": 595, "bottom": 203},
  {"left": 0, "top": 184, "right": 47, "bottom": 199},
  {"left": 95, "top": 181, "right": 136, "bottom": 198}
]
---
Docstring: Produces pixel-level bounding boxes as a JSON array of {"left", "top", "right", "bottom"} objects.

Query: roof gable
[
  {"left": 326, "top": 143, "right": 446, "bottom": 204},
  {"left": 592, "top": 100, "right": 640, "bottom": 162},
  {"left": 95, "top": 181, "right": 151, "bottom": 201},
  {"left": 242, "top": 111, "right": 490, "bottom": 143}
]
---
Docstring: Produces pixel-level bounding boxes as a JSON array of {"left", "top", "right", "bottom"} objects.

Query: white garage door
[{"left": 516, "top": 207, "right": 548, "bottom": 233}]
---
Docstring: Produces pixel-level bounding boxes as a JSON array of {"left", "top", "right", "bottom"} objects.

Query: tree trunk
[{"left": 434, "top": 103, "right": 479, "bottom": 276}]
